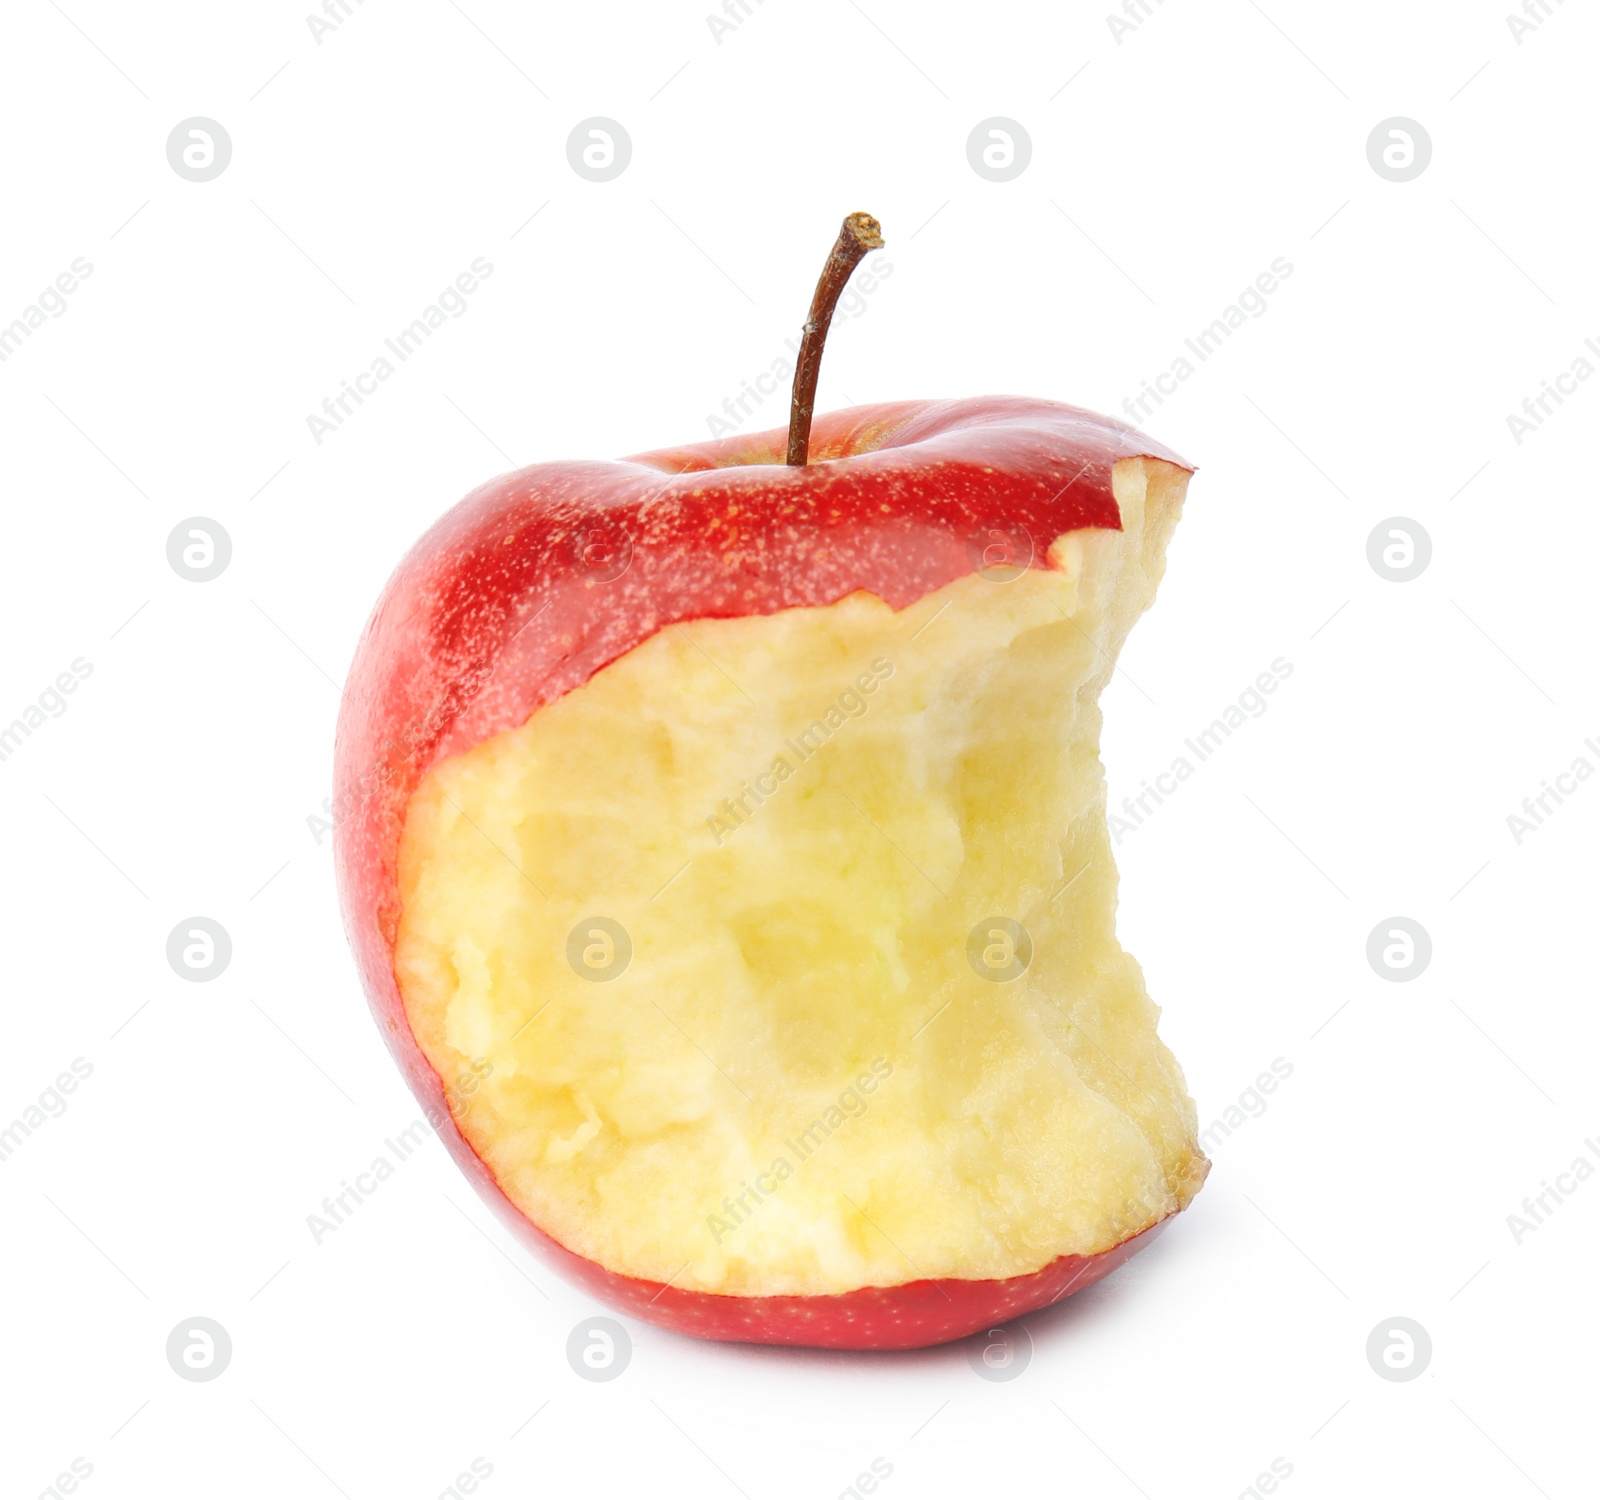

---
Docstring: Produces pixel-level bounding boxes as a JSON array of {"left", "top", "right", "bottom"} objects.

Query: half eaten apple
[{"left": 335, "top": 214, "right": 1208, "bottom": 1348}]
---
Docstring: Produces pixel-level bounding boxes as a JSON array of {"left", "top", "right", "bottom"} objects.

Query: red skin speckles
[{"left": 334, "top": 397, "right": 1192, "bottom": 1349}]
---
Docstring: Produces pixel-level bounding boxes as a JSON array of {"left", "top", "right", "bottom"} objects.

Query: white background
[{"left": 2, "top": 1, "right": 1596, "bottom": 1496}]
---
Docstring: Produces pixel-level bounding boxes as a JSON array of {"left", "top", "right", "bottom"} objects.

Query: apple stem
[{"left": 785, "top": 212, "right": 885, "bottom": 466}]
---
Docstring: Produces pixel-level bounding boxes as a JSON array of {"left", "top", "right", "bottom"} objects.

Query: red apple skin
[
  {"left": 335, "top": 397, "right": 1192, "bottom": 1350},
  {"left": 516, "top": 1214, "right": 1169, "bottom": 1350}
]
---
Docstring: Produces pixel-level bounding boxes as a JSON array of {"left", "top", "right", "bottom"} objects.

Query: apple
[{"left": 335, "top": 214, "right": 1207, "bottom": 1349}]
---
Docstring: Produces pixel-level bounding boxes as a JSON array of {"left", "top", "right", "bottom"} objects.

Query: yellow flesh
[{"left": 395, "top": 457, "right": 1206, "bottom": 1296}]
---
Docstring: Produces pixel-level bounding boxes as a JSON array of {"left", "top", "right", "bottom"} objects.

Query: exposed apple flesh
[{"left": 388, "top": 451, "right": 1206, "bottom": 1308}]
